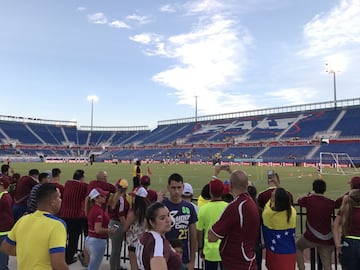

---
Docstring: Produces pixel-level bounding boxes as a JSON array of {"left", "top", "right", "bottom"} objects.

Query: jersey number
[{"left": 178, "top": 229, "right": 188, "bottom": 240}]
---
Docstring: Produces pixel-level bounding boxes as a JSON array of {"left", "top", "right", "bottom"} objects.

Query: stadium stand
[{"left": 0, "top": 98, "right": 359, "bottom": 165}]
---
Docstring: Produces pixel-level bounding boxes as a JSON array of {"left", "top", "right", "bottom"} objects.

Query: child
[{"left": 169, "top": 239, "right": 187, "bottom": 270}]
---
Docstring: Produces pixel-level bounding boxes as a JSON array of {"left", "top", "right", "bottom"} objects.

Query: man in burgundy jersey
[
  {"left": 59, "top": 169, "right": 88, "bottom": 265},
  {"left": 87, "top": 170, "right": 116, "bottom": 209},
  {"left": 296, "top": 179, "right": 335, "bottom": 270},
  {"left": 209, "top": 170, "right": 259, "bottom": 270},
  {"left": 12, "top": 169, "right": 39, "bottom": 221}
]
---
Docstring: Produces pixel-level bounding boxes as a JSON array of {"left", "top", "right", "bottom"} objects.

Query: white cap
[
  {"left": 136, "top": 187, "right": 148, "bottom": 198},
  {"left": 182, "top": 183, "right": 193, "bottom": 196},
  {"left": 88, "top": 188, "right": 108, "bottom": 200}
]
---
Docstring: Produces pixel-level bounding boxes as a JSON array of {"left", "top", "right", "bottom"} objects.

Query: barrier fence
[{"left": 76, "top": 203, "right": 340, "bottom": 270}]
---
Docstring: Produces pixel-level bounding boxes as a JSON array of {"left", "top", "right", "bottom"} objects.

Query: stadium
[
  {"left": 2, "top": 98, "right": 359, "bottom": 270},
  {"left": 1, "top": 97, "right": 359, "bottom": 173},
  {"left": 3, "top": 1, "right": 360, "bottom": 269}
]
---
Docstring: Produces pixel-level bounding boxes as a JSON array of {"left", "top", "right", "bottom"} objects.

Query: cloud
[
  {"left": 184, "top": 0, "right": 225, "bottom": 14},
  {"left": 299, "top": 0, "right": 360, "bottom": 57},
  {"left": 77, "top": 6, "right": 86, "bottom": 12},
  {"left": 128, "top": 0, "right": 258, "bottom": 114},
  {"left": 147, "top": 14, "right": 253, "bottom": 113},
  {"left": 88, "top": 12, "right": 108, "bottom": 24},
  {"left": 129, "top": 33, "right": 162, "bottom": 45},
  {"left": 86, "top": 12, "right": 130, "bottom": 29},
  {"left": 126, "top": 14, "right": 151, "bottom": 24},
  {"left": 159, "top": 4, "right": 177, "bottom": 13},
  {"left": 109, "top": 20, "right": 130, "bottom": 29},
  {"left": 129, "top": 33, "right": 168, "bottom": 56}
]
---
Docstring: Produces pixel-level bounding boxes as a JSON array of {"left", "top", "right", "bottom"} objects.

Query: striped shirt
[
  {"left": 27, "top": 183, "right": 41, "bottom": 213},
  {"left": 60, "top": 180, "right": 88, "bottom": 218}
]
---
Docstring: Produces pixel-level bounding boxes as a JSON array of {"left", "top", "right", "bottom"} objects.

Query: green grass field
[
  {"left": 8, "top": 161, "right": 358, "bottom": 237},
  {"left": 9, "top": 162, "right": 354, "bottom": 200}
]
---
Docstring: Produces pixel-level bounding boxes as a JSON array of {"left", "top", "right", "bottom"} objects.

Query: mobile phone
[
  {"left": 220, "top": 165, "right": 228, "bottom": 170},
  {"left": 267, "top": 170, "right": 274, "bottom": 181}
]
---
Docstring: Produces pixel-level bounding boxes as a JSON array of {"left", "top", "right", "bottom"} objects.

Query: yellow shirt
[
  {"left": 7, "top": 210, "right": 67, "bottom": 270},
  {"left": 133, "top": 165, "right": 142, "bottom": 178},
  {"left": 197, "top": 195, "right": 209, "bottom": 208}
]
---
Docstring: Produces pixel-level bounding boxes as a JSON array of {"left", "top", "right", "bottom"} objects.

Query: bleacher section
[
  {"left": 186, "top": 119, "right": 253, "bottom": 143},
  {"left": 261, "top": 146, "right": 314, "bottom": 161},
  {"left": 222, "top": 147, "right": 265, "bottom": 160},
  {"left": 333, "top": 107, "right": 360, "bottom": 136},
  {"left": 313, "top": 142, "right": 360, "bottom": 158},
  {"left": 0, "top": 121, "right": 42, "bottom": 144},
  {"left": 0, "top": 98, "right": 359, "bottom": 163},
  {"left": 282, "top": 110, "right": 341, "bottom": 139}
]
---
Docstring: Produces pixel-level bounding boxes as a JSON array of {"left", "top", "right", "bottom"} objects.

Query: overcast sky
[{"left": 0, "top": 0, "right": 359, "bottom": 129}]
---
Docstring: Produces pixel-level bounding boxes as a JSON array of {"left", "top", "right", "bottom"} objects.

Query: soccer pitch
[{"left": 9, "top": 162, "right": 353, "bottom": 200}]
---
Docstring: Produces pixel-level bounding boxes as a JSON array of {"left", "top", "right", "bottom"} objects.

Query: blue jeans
[
  {"left": 85, "top": 236, "right": 107, "bottom": 270},
  {"left": 342, "top": 238, "right": 360, "bottom": 270},
  {"left": 0, "top": 235, "right": 9, "bottom": 270}
]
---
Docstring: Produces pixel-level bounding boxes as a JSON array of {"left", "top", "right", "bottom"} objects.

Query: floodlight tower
[
  {"left": 325, "top": 64, "right": 338, "bottom": 108},
  {"left": 325, "top": 54, "right": 347, "bottom": 109},
  {"left": 87, "top": 95, "right": 98, "bottom": 145}
]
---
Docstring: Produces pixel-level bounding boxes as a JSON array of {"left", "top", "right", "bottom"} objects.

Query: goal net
[{"left": 319, "top": 152, "right": 359, "bottom": 175}]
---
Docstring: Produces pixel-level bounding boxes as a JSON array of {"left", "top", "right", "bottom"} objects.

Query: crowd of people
[{"left": 0, "top": 162, "right": 359, "bottom": 270}]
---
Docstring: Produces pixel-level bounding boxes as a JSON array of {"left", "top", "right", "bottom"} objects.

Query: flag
[{"left": 262, "top": 201, "right": 297, "bottom": 269}]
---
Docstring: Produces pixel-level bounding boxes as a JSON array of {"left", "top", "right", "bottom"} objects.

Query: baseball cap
[
  {"left": 209, "top": 178, "right": 224, "bottom": 197},
  {"left": 141, "top": 175, "right": 151, "bottom": 186},
  {"left": 88, "top": 188, "right": 109, "bottom": 200},
  {"left": 223, "top": 179, "right": 230, "bottom": 194},
  {"left": 116, "top": 179, "right": 128, "bottom": 189},
  {"left": 182, "top": 183, "right": 193, "bottom": 196},
  {"left": 136, "top": 187, "right": 148, "bottom": 198},
  {"left": 350, "top": 176, "right": 360, "bottom": 189},
  {"left": 0, "top": 177, "right": 9, "bottom": 189},
  {"left": 129, "top": 186, "right": 148, "bottom": 198}
]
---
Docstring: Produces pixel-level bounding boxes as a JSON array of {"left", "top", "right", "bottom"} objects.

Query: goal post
[{"left": 319, "top": 152, "right": 359, "bottom": 175}]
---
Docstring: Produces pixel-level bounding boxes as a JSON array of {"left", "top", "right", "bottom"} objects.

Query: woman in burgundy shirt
[
  {"left": 136, "top": 202, "right": 182, "bottom": 270},
  {"left": 85, "top": 188, "right": 117, "bottom": 270}
]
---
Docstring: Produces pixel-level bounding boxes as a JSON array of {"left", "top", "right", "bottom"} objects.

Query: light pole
[
  {"left": 325, "top": 64, "right": 337, "bottom": 108},
  {"left": 195, "top": 95, "right": 198, "bottom": 122},
  {"left": 87, "top": 95, "right": 98, "bottom": 145},
  {"left": 325, "top": 54, "right": 347, "bottom": 109}
]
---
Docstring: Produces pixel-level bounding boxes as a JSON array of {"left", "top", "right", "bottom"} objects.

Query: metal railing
[
  {"left": 297, "top": 204, "right": 339, "bottom": 270},
  {"left": 76, "top": 203, "right": 341, "bottom": 269}
]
